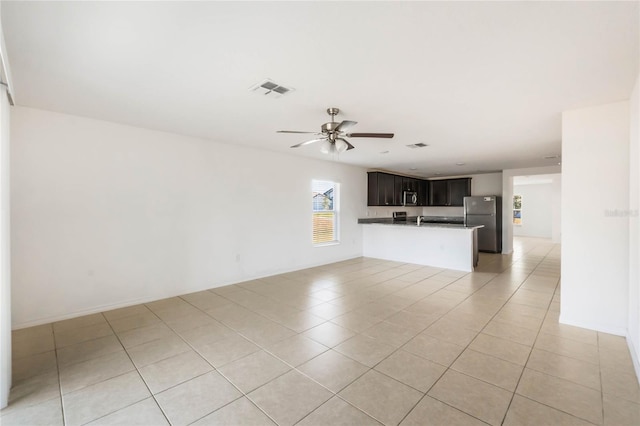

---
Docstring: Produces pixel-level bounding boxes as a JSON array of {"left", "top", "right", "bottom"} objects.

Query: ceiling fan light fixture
[
  {"left": 319, "top": 139, "right": 348, "bottom": 155},
  {"left": 335, "top": 138, "right": 348, "bottom": 153},
  {"left": 320, "top": 140, "right": 333, "bottom": 154}
]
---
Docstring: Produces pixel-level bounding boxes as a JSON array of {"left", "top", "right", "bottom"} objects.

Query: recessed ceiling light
[
  {"left": 455, "top": 162, "right": 465, "bottom": 166},
  {"left": 409, "top": 167, "right": 417, "bottom": 171},
  {"left": 434, "top": 172, "right": 442, "bottom": 175}
]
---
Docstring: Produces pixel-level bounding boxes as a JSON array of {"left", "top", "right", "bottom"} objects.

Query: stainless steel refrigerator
[{"left": 464, "top": 196, "right": 502, "bottom": 253}]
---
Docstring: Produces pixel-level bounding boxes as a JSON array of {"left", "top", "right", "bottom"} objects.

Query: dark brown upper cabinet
[
  {"left": 368, "top": 172, "right": 469, "bottom": 207},
  {"left": 393, "top": 175, "right": 404, "bottom": 206},
  {"left": 367, "top": 172, "right": 396, "bottom": 206},
  {"left": 428, "top": 178, "right": 471, "bottom": 206},
  {"left": 429, "top": 180, "right": 449, "bottom": 206},
  {"left": 368, "top": 172, "right": 424, "bottom": 206},
  {"left": 418, "top": 179, "right": 429, "bottom": 206}
]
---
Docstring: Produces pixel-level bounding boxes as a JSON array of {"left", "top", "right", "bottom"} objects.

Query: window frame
[
  {"left": 513, "top": 194, "right": 522, "bottom": 226},
  {"left": 312, "top": 180, "right": 340, "bottom": 246}
]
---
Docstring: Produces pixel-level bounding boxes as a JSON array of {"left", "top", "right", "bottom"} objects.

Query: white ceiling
[{"left": 2, "top": 1, "right": 638, "bottom": 177}]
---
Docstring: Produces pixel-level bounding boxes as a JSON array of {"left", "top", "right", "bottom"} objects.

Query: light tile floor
[{"left": 2, "top": 237, "right": 640, "bottom": 425}]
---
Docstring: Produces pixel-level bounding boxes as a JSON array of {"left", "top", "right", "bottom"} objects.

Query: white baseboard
[
  {"left": 12, "top": 255, "right": 364, "bottom": 330},
  {"left": 627, "top": 337, "right": 640, "bottom": 386},
  {"left": 13, "top": 295, "right": 163, "bottom": 330},
  {"left": 558, "top": 315, "right": 627, "bottom": 336}
]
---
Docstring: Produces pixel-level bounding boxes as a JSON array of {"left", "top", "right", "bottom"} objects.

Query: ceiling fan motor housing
[{"left": 322, "top": 122, "right": 340, "bottom": 133}]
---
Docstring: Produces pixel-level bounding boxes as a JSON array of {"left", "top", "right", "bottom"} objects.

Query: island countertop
[{"left": 358, "top": 217, "right": 484, "bottom": 230}]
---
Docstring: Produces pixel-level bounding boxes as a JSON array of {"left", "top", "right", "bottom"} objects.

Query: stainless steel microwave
[{"left": 403, "top": 191, "right": 418, "bottom": 206}]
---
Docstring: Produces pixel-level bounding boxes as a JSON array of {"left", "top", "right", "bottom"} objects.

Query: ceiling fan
[{"left": 278, "top": 107, "right": 394, "bottom": 154}]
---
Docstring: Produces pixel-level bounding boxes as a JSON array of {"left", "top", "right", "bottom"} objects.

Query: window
[
  {"left": 513, "top": 194, "right": 522, "bottom": 225},
  {"left": 312, "top": 180, "right": 339, "bottom": 245}
]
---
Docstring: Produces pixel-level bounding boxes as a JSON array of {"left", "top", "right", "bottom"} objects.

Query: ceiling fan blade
[
  {"left": 290, "top": 138, "right": 326, "bottom": 148},
  {"left": 346, "top": 132, "right": 394, "bottom": 138},
  {"left": 277, "top": 130, "right": 320, "bottom": 134},
  {"left": 337, "top": 138, "right": 355, "bottom": 151},
  {"left": 335, "top": 120, "right": 358, "bottom": 133}
]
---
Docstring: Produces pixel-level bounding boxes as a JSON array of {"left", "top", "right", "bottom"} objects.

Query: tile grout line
[
  {"left": 105, "top": 302, "right": 291, "bottom": 425},
  {"left": 330, "top": 254, "right": 549, "bottom": 424},
  {"left": 319, "top": 257, "right": 532, "bottom": 424},
  {"left": 171, "top": 288, "right": 353, "bottom": 424},
  {"left": 142, "top": 300, "right": 282, "bottom": 426},
  {"left": 397, "top": 295, "right": 525, "bottom": 422},
  {"left": 396, "top": 245, "right": 558, "bottom": 426},
  {"left": 51, "top": 324, "right": 67, "bottom": 426},
  {"left": 597, "top": 330, "right": 605, "bottom": 425},
  {"left": 499, "top": 299, "right": 556, "bottom": 420},
  {"left": 497, "top": 248, "right": 575, "bottom": 425},
  {"left": 165, "top": 258, "right": 450, "bottom": 424},
  {"left": 90, "top": 310, "right": 173, "bottom": 426},
  {"left": 175, "top": 262, "right": 452, "bottom": 425},
  {"left": 177, "top": 294, "right": 372, "bottom": 425},
  {"left": 502, "top": 294, "right": 606, "bottom": 421},
  {"left": 95, "top": 300, "right": 308, "bottom": 424}
]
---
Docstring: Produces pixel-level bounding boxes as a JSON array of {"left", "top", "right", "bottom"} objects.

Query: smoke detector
[{"left": 250, "top": 79, "right": 294, "bottom": 98}]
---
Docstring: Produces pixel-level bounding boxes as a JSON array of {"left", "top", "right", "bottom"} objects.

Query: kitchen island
[{"left": 359, "top": 218, "right": 483, "bottom": 272}]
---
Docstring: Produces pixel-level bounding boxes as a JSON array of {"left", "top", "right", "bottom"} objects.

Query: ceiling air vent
[
  {"left": 250, "top": 79, "right": 295, "bottom": 98},
  {"left": 406, "top": 143, "right": 429, "bottom": 149}
]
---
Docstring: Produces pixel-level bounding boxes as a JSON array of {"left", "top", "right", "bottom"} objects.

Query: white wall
[
  {"left": 0, "top": 0, "right": 12, "bottom": 408},
  {"left": 11, "top": 107, "right": 367, "bottom": 328},
  {"left": 501, "top": 166, "right": 562, "bottom": 254},
  {"left": 628, "top": 73, "right": 640, "bottom": 379},
  {"left": 513, "top": 183, "right": 553, "bottom": 238},
  {"left": 551, "top": 175, "right": 562, "bottom": 243},
  {"left": 561, "top": 101, "right": 629, "bottom": 335},
  {"left": 470, "top": 172, "right": 503, "bottom": 197},
  {"left": 0, "top": 82, "right": 10, "bottom": 411}
]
